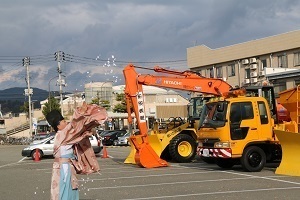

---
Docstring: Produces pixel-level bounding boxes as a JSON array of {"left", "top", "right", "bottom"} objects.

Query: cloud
[{"left": 0, "top": 0, "right": 299, "bottom": 93}]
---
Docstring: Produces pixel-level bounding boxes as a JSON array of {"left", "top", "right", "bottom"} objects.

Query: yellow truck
[{"left": 197, "top": 86, "right": 298, "bottom": 173}]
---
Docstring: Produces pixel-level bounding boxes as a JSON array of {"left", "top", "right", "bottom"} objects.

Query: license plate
[{"left": 202, "top": 149, "right": 209, "bottom": 157}]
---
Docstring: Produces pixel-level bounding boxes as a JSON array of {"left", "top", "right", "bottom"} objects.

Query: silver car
[
  {"left": 115, "top": 132, "right": 130, "bottom": 146},
  {"left": 22, "top": 135, "right": 102, "bottom": 160},
  {"left": 22, "top": 136, "right": 55, "bottom": 160}
]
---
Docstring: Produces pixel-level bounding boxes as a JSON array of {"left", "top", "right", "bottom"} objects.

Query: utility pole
[
  {"left": 55, "top": 51, "right": 66, "bottom": 116},
  {"left": 24, "top": 57, "right": 33, "bottom": 136}
]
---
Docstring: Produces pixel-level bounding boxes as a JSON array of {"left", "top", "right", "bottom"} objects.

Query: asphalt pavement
[{"left": 1, "top": 145, "right": 300, "bottom": 200}]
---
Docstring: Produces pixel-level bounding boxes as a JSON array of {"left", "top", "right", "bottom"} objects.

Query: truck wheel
[
  {"left": 169, "top": 134, "right": 196, "bottom": 163},
  {"left": 216, "top": 158, "right": 235, "bottom": 169},
  {"left": 31, "top": 149, "right": 42, "bottom": 160},
  {"left": 241, "top": 146, "right": 266, "bottom": 172}
]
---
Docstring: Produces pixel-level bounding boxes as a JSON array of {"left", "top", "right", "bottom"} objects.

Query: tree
[
  {"left": 91, "top": 97, "right": 111, "bottom": 110},
  {"left": 113, "top": 93, "right": 128, "bottom": 113},
  {"left": 42, "top": 96, "right": 61, "bottom": 119},
  {"left": 20, "top": 102, "right": 29, "bottom": 117},
  {"left": 113, "top": 103, "right": 127, "bottom": 113}
]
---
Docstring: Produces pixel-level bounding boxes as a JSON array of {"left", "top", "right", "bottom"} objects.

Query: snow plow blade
[
  {"left": 125, "top": 135, "right": 168, "bottom": 168},
  {"left": 275, "top": 130, "right": 300, "bottom": 176}
]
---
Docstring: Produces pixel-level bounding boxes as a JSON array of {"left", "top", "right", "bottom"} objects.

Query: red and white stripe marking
[{"left": 197, "top": 147, "right": 232, "bottom": 158}]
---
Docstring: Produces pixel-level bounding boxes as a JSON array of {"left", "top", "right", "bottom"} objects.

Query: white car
[
  {"left": 21, "top": 135, "right": 102, "bottom": 160},
  {"left": 31, "top": 132, "right": 56, "bottom": 144}
]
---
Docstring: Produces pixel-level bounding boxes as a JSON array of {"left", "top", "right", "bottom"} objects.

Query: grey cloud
[{"left": 0, "top": 0, "right": 299, "bottom": 92}]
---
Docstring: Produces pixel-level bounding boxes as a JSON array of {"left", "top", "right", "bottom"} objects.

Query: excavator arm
[
  {"left": 137, "top": 66, "right": 232, "bottom": 96},
  {"left": 123, "top": 65, "right": 168, "bottom": 168},
  {"left": 123, "top": 64, "right": 232, "bottom": 168}
]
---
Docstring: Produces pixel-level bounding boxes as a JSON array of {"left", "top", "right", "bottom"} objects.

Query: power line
[
  {"left": 0, "top": 52, "right": 188, "bottom": 91},
  {"left": 64, "top": 53, "right": 186, "bottom": 65},
  {"left": 0, "top": 52, "right": 187, "bottom": 67}
]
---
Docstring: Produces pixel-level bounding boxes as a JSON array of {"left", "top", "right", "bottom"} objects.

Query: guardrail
[
  {"left": 0, "top": 136, "right": 32, "bottom": 145},
  {"left": 6, "top": 123, "right": 30, "bottom": 137}
]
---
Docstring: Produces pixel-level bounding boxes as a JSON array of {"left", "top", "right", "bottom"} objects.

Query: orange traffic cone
[
  {"left": 101, "top": 146, "right": 109, "bottom": 158},
  {"left": 34, "top": 149, "right": 40, "bottom": 162}
]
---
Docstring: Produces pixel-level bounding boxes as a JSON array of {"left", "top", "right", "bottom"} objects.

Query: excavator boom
[{"left": 137, "top": 66, "right": 232, "bottom": 96}]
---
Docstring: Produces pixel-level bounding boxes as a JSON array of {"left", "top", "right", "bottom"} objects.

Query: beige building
[
  {"left": 112, "top": 85, "right": 189, "bottom": 129},
  {"left": 39, "top": 83, "right": 189, "bottom": 131},
  {"left": 187, "top": 30, "right": 300, "bottom": 94}
]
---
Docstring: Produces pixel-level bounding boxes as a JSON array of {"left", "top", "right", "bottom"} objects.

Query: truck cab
[{"left": 197, "top": 95, "right": 281, "bottom": 172}]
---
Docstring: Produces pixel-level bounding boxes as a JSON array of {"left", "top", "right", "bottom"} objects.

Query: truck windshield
[{"left": 199, "top": 101, "right": 227, "bottom": 129}]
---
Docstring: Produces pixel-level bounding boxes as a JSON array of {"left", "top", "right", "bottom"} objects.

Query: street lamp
[{"left": 48, "top": 75, "right": 66, "bottom": 112}]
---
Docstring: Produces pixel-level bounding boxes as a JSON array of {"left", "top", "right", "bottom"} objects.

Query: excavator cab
[
  {"left": 188, "top": 96, "right": 213, "bottom": 119},
  {"left": 188, "top": 96, "right": 214, "bottom": 130}
]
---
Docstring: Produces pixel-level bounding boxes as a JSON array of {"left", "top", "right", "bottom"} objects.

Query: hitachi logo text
[{"left": 164, "top": 80, "right": 182, "bottom": 85}]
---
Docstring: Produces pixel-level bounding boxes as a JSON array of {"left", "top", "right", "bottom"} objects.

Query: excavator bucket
[
  {"left": 124, "top": 133, "right": 165, "bottom": 165},
  {"left": 275, "top": 130, "right": 300, "bottom": 176},
  {"left": 125, "top": 135, "right": 168, "bottom": 168}
]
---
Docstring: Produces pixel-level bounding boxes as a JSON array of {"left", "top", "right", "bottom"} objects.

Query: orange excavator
[{"left": 123, "top": 64, "right": 233, "bottom": 168}]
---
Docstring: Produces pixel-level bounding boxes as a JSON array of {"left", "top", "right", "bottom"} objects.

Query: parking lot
[{"left": 1, "top": 145, "right": 300, "bottom": 200}]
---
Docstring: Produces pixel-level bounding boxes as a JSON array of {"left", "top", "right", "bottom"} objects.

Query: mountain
[{"left": 0, "top": 87, "right": 53, "bottom": 114}]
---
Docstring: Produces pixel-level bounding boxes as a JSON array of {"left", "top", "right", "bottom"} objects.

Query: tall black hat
[{"left": 46, "top": 110, "right": 64, "bottom": 132}]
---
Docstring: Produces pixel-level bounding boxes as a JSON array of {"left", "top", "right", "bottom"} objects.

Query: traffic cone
[
  {"left": 101, "top": 146, "right": 109, "bottom": 158},
  {"left": 34, "top": 149, "right": 40, "bottom": 162}
]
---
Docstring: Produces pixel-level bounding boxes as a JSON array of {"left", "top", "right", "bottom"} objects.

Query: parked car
[
  {"left": 32, "top": 132, "right": 56, "bottom": 144},
  {"left": 32, "top": 133, "right": 49, "bottom": 141},
  {"left": 22, "top": 136, "right": 55, "bottom": 160},
  {"left": 115, "top": 132, "right": 130, "bottom": 146},
  {"left": 98, "top": 130, "right": 116, "bottom": 138},
  {"left": 22, "top": 135, "right": 102, "bottom": 160},
  {"left": 102, "top": 130, "right": 127, "bottom": 146},
  {"left": 90, "top": 134, "right": 103, "bottom": 154}
]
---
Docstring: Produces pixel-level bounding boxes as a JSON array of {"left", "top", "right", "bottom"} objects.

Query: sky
[{"left": 0, "top": 0, "right": 299, "bottom": 94}]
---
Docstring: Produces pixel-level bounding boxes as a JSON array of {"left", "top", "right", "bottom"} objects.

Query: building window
[
  {"left": 273, "top": 82, "right": 287, "bottom": 94},
  {"left": 216, "top": 66, "right": 223, "bottom": 78},
  {"left": 295, "top": 79, "right": 300, "bottom": 86},
  {"left": 261, "top": 59, "right": 267, "bottom": 70},
  {"left": 294, "top": 52, "right": 300, "bottom": 66},
  {"left": 207, "top": 68, "right": 214, "bottom": 78},
  {"left": 228, "top": 64, "right": 235, "bottom": 77},
  {"left": 245, "top": 68, "right": 251, "bottom": 79},
  {"left": 278, "top": 54, "right": 287, "bottom": 68}
]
